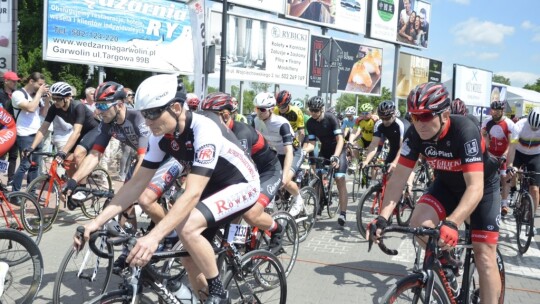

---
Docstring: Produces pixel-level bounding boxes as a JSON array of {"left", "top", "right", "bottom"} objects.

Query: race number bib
[
  {"left": 0, "top": 159, "right": 8, "bottom": 175},
  {"left": 227, "top": 224, "right": 249, "bottom": 244}
]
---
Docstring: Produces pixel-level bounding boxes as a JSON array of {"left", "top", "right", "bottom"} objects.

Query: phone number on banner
[{"left": 71, "top": 29, "right": 119, "bottom": 42}]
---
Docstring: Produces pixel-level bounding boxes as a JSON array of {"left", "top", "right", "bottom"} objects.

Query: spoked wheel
[
  {"left": 297, "top": 186, "right": 318, "bottom": 242},
  {"left": 516, "top": 193, "right": 535, "bottom": 254},
  {"left": 81, "top": 168, "right": 113, "bottom": 219},
  {"left": 356, "top": 184, "right": 382, "bottom": 240},
  {"left": 25, "top": 175, "right": 60, "bottom": 232}
]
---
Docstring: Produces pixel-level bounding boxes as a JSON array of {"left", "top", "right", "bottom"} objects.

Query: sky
[{"left": 206, "top": 0, "right": 540, "bottom": 103}]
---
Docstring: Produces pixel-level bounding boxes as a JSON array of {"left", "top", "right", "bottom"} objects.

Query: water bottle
[
  {"left": 172, "top": 282, "right": 197, "bottom": 304},
  {"left": 443, "top": 267, "right": 459, "bottom": 297}
]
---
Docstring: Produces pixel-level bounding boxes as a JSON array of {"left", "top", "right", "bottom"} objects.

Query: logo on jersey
[
  {"left": 401, "top": 139, "right": 411, "bottom": 156},
  {"left": 239, "top": 139, "right": 248, "bottom": 152},
  {"left": 138, "top": 123, "right": 150, "bottom": 137},
  {"left": 425, "top": 146, "right": 437, "bottom": 158},
  {"left": 162, "top": 163, "right": 181, "bottom": 184},
  {"left": 465, "top": 139, "right": 479, "bottom": 156},
  {"left": 171, "top": 140, "right": 180, "bottom": 151},
  {"left": 196, "top": 144, "right": 216, "bottom": 164}
]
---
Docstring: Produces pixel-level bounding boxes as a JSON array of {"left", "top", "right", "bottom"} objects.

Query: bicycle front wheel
[
  {"left": 298, "top": 186, "right": 318, "bottom": 242},
  {"left": 270, "top": 211, "right": 299, "bottom": 277},
  {"left": 84, "top": 289, "right": 154, "bottom": 304},
  {"left": 53, "top": 238, "right": 114, "bottom": 303},
  {"left": 0, "top": 228, "right": 44, "bottom": 304},
  {"left": 26, "top": 174, "right": 61, "bottom": 232},
  {"left": 81, "top": 168, "right": 113, "bottom": 219},
  {"left": 223, "top": 249, "right": 287, "bottom": 304},
  {"left": 3, "top": 191, "right": 44, "bottom": 245},
  {"left": 381, "top": 274, "right": 450, "bottom": 304},
  {"left": 396, "top": 188, "right": 422, "bottom": 227},
  {"left": 356, "top": 184, "right": 382, "bottom": 240},
  {"left": 516, "top": 192, "right": 534, "bottom": 254},
  {"left": 326, "top": 175, "right": 339, "bottom": 218}
]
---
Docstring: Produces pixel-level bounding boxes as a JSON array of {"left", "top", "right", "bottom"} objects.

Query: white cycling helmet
[
  {"left": 135, "top": 74, "right": 179, "bottom": 111},
  {"left": 50, "top": 82, "right": 72, "bottom": 97},
  {"left": 254, "top": 92, "right": 276, "bottom": 108},
  {"left": 528, "top": 108, "right": 540, "bottom": 129},
  {"left": 345, "top": 106, "right": 356, "bottom": 115}
]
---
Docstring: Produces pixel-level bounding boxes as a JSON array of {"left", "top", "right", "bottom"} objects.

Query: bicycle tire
[
  {"left": 326, "top": 173, "right": 338, "bottom": 218},
  {"left": 0, "top": 229, "right": 44, "bottom": 304},
  {"left": 84, "top": 289, "right": 154, "bottom": 304},
  {"left": 53, "top": 239, "right": 114, "bottom": 304},
  {"left": 396, "top": 188, "right": 422, "bottom": 227},
  {"left": 223, "top": 249, "right": 287, "bottom": 304},
  {"left": 3, "top": 191, "right": 44, "bottom": 245},
  {"left": 351, "top": 169, "right": 360, "bottom": 201},
  {"left": 356, "top": 184, "right": 382, "bottom": 240},
  {"left": 298, "top": 186, "right": 318, "bottom": 242},
  {"left": 26, "top": 174, "right": 61, "bottom": 232},
  {"left": 380, "top": 273, "right": 450, "bottom": 304},
  {"left": 81, "top": 168, "right": 113, "bottom": 219},
  {"left": 270, "top": 211, "right": 299, "bottom": 277},
  {"left": 516, "top": 192, "right": 534, "bottom": 254},
  {"left": 467, "top": 248, "right": 505, "bottom": 304}
]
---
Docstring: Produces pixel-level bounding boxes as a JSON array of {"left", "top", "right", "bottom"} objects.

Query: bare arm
[
  {"left": 282, "top": 145, "right": 294, "bottom": 184},
  {"left": 61, "top": 123, "right": 83, "bottom": 154},
  {"left": 380, "top": 163, "right": 414, "bottom": 220},
  {"left": 18, "top": 84, "right": 47, "bottom": 113},
  {"left": 362, "top": 136, "right": 381, "bottom": 165}
]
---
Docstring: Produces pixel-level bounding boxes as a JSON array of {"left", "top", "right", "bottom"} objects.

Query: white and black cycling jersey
[{"left": 253, "top": 114, "right": 295, "bottom": 155}]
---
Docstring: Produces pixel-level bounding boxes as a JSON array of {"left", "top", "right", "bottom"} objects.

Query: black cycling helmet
[
  {"left": 407, "top": 82, "right": 450, "bottom": 114},
  {"left": 490, "top": 100, "right": 505, "bottom": 110},
  {"left": 450, "top": 98, "right": 467, "bottom": 115},
  {"left": 201, "top": 92, "right": 234, "bottom": 112},
  {"left": 276, "top": 90, "right": 292, "bottom": 108},
  {"left": 377, "top": 101, "right": 396, "bottom": 117},
  {"left": 307, "top": 96, "right": 324, "bottom": 109},
  {"left": 95, "top": 81, "right": 126, "bottom": 102}
]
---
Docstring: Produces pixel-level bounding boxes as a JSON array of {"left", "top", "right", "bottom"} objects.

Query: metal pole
[
  {"left": 98, "top": 67, "right": 105, "bottom": 83},
  {"left": 219, "top": 0, "right": 228, "bottom": 92},
  {"left": 392, "top": 44, "right": 401, "bottom": 104},
  {"left": 355, "top": 94, "right": 359, "bottom": 114},
  {"left": 12, "top": 0, "right": 18, "bottom": 71},
  {"left": 239, "top": 80, "right": 244, "bottom": 114}
]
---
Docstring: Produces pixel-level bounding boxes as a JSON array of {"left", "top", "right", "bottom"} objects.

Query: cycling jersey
[
  {"left": 254, "top": 114, "right": 296, "bottom": 155},
  {"left": 92, "top": 109, "right": 150, "bottom": 155},
  {"left": 234, "top": 113, "right": 247, "bottom": 124},
  {"left": 512, "top": 118, "right": 540, "bottom": 155},
  {"left": 306, "top": 112, "right": 343, "bottom": 159},
  {"left": 356, "top": 118, "right": 376, "bottom": 142},
  {"left": 373, "top": 118, "right": 405, "bottom": 164},
  {"left": 481, "top": 116, "right": 515, "bottom": 157},
  {"left": 44, "top": 99, "right": 99, "bottom": 134},
  {"left": 274, "top": 105, "right": 305, "bottom": 132}
]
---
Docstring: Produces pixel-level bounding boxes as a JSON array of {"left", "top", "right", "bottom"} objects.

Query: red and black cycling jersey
[
  {"left": 399, "top": 115, "right": 499, "bottom": 192},
  {"left": 44, "top": 99, "right": 99, "bottom": 134},
  {"left": 306, "top": 112, "right": 343, "bottom": 158},
  {"left": 142, "top": 111, "right": 258, "bottom": 199},
  {"left": 92, "top": 109, "right": 150, "bottom": 155},
  {"left": 229, "top": 120, "right": 278, "bottom": 172}
]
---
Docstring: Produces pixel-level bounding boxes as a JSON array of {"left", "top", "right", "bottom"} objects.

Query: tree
[
  {"left": 335, "top": 87, "right": 392, "bottom": 114},
  {"left": 524, "top": 78, "right": 540, "bottom": 93},
  {"left": 492, "top": 74, "right": 511, "bottom": 86}
]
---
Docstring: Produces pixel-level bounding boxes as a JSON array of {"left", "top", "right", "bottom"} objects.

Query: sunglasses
[
  {"left": 141, "top": 104, "right": 172, "bottom": 120},
  {"left": 411, "top": 112, "right": 437, "bottom": 123},
  {"left": 95, "top": 102, "right": 118, "bottom": 111},
  {"left": 257, "top": 107, "right": 270, "bottom": 113},
  {"left": 52, "top": 97, "right": 64, "bottom": 102},
  {"left": 361, "top": 111, "right": 370, "bottom": 115},
  {"left": 309, "top": 108, "right": 321, "bottom": 113},
  {"left": 128, "top": 93, "right": 135, "bottom": 97},
  {"left": 380, "top": 115, "right": 393, "bottom": 121}
]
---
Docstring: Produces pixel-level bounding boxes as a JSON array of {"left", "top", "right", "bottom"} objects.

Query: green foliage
[
  {"left": 492, "top": 74, "right": 511, "bottom": 86},
  {"left": 335, "top": 87, "right": 393, "bottom": 114},
  {"left": 523, "top": 78, "right": 540, "bottom": 93}
]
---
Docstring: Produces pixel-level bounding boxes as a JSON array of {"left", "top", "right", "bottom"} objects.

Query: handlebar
[
  {"left": 368, "top": 225, "right": 440, "bottom": 256},
  {"left": 77, "top": 220, "right": 134, "bottom": 259},
  {"left": 72, "top": 186, "right": 114, "bottom": 198}
]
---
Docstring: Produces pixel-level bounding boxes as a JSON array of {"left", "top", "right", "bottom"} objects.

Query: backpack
[{"left": 5, "top": 89, "right": 27, "bottom": 121}]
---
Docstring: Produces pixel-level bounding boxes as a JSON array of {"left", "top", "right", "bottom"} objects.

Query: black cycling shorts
[{"left": 514, "top": 150, "right": 540, "bottom": 186}]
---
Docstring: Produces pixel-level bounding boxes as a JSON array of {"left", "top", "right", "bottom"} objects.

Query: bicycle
[
  {"left": 0, "top": 180, "right": 44, "bottom": 245},
  {"left": 509, "top": 167, "right": 537, "bottom": 254},
  {"left": 26, "top": 151, "right": 113, "bottom": 231},
  {"left": 356, "top": 163, "right": 423, "bottom": 240},
  {"left": 0, "top": 228, "right": 44, "bottom": 304},
  {"left": 371, "top": 224, "right": 505, "bottom": 304},
  {"left": 412, "top": 157, "right": 434, "bottom": 190},
  {"left": 346, "top": 143, "right": 367, "bottom": 201},
  {"left": 309, "top": 157, "right": 339, "bottom": 218},
  {"left": 81, "top": 219, "right": 287, "bottom": 304}
]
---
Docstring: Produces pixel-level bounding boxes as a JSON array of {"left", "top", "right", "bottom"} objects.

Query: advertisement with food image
[
  {"left": 396, "top": 52, "right": 442, "bottom": 99},
  {"left": 308, "top": 35, "right": 382, "bottom": 95}
]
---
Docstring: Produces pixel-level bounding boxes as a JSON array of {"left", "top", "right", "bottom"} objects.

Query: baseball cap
[{"left": 3, "top": 71, "right": 20, "bottom": 81}]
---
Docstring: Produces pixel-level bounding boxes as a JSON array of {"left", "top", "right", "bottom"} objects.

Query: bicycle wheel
[
  {"left": 271, "top": 211, "right": 299, "bottom": 277},
  {"left": 298, "top": 186, "right": 318, "bottom": 242},
  {"left": 84, "top": 289, "right": 154, "bottom": 303},
  {"left": 3, "top": 191, "right": 44, "bottom": 245},
  {"left": 326, "top": 175, "right": 339, "bottom": 218},
  {"left": 53, "top": 239, "right": 114, "bottom": 303},
  {"left": 223, "top": 249, "right": 287, "bottom": 304},
  {"left": 81, "top": 168, "right": 113, "bottom": 219},
  {"left": 25, "top": 175, "right": 61, "bottom": 232},
  {"left": 381, "top": 274, "right": 450, "bottom": 304},
  {"left": 516, "top": 192, "right": 534, "bottom": 254},
  {"left": 351, "top": 169, "right": 360, "bottom": 201},
  {"left": 0, "top": 229, "right": 43, "bottom": 304},
  {"left": 356, "top": 184, "right": 382, "bottom": 240},
  {"left": 467, "top": 248, "right": 505, "bottom": 304},
  {"left": 396, "top": 188, "right": 422, "bottom": 227}
]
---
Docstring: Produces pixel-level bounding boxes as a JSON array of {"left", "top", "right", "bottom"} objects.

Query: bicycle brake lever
[{"left": 367, "top": 224, "right": 377, "bottom": 252}]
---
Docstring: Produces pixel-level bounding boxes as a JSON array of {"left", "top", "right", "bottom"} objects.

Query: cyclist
[
  {"left": 231, "top": 97, "right": 248, "bottom": 123},
  {"left": 253, "top": 92, "right": 304, "bottom": 217},
  {"left": 482, "top": 100, "right": 515, "bottom": 216},
  {"left": 349, "top": 103, "right": 377, "bottom": 167},
  {"left": 361, "top": 101, "right": 406, "bottom": 174},
  {"left": 274, "top": 90, "right": 305, "bottom": 144},
  {"left": 201, "top": 92, "right": 284, "bottom": 245},
  {"left": 25, "top": 82, "right": 100, "bottom": 177},
  {"left": 75, "top": 74, "right": 259, "bottom": 304},
  {"left": 302, "top": 96, "right": 348, "bottom": 226},
  {"left": 451, "top": 97, "right": 480, "bottom": 126},
  {"left": 186, "top": 93, "right": 200, "bottom": 111},
  {"left": 507, "top": 109, "right": 540, "bottom": 217},
  {"left": 369, "top": 82, "right": 502, "bottom": 303},
  {"left": 342, "top": 106, "right": 358, "bottom": 170}
]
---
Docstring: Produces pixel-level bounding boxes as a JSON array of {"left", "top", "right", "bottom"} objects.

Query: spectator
[
  {"left": 0, "top": 71, "right": 20, "bottom": 187},
  {"left": 419, "top": 8, "right": 429, "bottom": 47}
]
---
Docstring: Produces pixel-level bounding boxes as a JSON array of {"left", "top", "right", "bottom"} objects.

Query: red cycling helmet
[
  {"left": 407, "top": 82, "right": 450, "bottom": 114},
  {"left": 95, "top": 81, "right": 126, "bottom": 102},
  {"left": 186, "top": 93, "right": 200, "bottom": 110},
  {"left": 450, "top": 98, "right": 467, "bottom": 115},
  {"left": 276, "top": 90, "right": 292, "bottom": 108},
  {"left": 201, "top": 92, "right": 234, "bottom": 112}
]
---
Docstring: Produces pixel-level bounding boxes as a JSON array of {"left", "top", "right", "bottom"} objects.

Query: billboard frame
[{"left": 452, "top": 63, "right": 493, "bottom": 107}]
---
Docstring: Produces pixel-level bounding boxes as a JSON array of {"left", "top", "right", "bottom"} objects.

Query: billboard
[
  {"left": 309, "top": 35, "right": 382, "bottom": 95},
  {"left": 226, "top": 0, "right": 284, "bottom": 14},
  {"left": 396, "top": 52, "right": 442, "bottom": 98},
  {"left": 285, "top": 0, "right": 367, "bottom": 35},
  {"left": 369, "top": 0, "right": 431, "bottom": 49},
  {"left": 0, "top": 0, "right": 13, "bottom": 72},
  {"left": 43, "top": 0, "right": 194, "bottom": 73},
  {"left": 209, "top": 12, "right": 309, "bottom": 86},
  {"left": 453, "top": 64, "right": 493, "bottom": 108}
]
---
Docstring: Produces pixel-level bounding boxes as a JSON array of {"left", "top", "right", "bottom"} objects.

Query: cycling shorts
[
  {"left": 278, "top": 148, "right": 304, "bottom": 175},
  {"left": 514, "top": 150, "right": 540, "bottom": 186},
  {"left": 258, "top": 159, "right": 282, "bottom": 208},
  {"left": 320, "top": 149, "right": 348, "bottom": 178},
  {"left": 357, "top": 137, "right": 371, "bottom": 149},
  {"left": 73, "top": 127, "right": 101, "bottom": 153}
]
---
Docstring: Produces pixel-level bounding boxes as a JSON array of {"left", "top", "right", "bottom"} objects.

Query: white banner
[
  {"left": 0, "top": 0, "right": 13, "bottom": 72},
  {"left": 453, "top": 64, "right": 493, "bottom": 108},
  {"left": 227, "top": 0, "right": 284, "bottom": 14},
  {"left": 189, "top": 0, "right": 206, "bottom": 97},
  {"left": 43, "top": 0, "right": 194, "bottom": 73},
  {"left": 210, "top": 12, "right": 309, "bottom": 86}
]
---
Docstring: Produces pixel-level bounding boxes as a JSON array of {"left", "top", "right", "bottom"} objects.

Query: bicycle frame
[{"left": 0, "top": 190, "right": 24, "bottom": 230}]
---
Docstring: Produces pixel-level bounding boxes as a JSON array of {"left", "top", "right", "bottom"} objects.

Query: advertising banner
[
  {"left": 309, "top": 35, "right": 382, "bottom": 95},
  {"left": 453, "top": 64, "right": 493, "bottom": 108},
  {"left": 226, "top": 0, "right": 284, "bottom": 14},
  {"left": 43, "top": 0, "right": 194, "bottom": 73},
  {"left": 209, "top": 12, "right": 309, "bottom": 86},
  {"left": 188, "top": 0, "right": 207, "bottom": 97},
  {"left": 369, "top": 0, "right": 431, "bottom": 49},
  {"left": 0, "top": 0, "right": 13, "bottom": 72},
  {"left": 396, "top": 52, "right": 442, "bottom": 98},
  {"left": 285, "top": 0, "right": 367, "bottom": 35}
]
